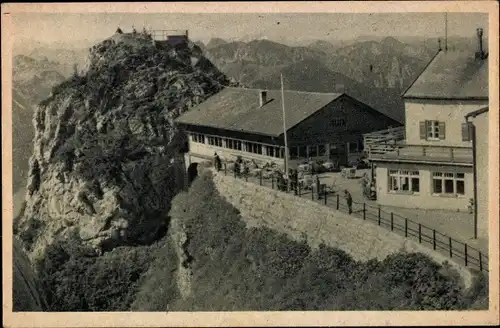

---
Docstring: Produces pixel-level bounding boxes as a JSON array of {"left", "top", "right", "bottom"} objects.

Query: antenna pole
[
  {"left": 281, "top": 73, "right": 289, "bottom": 180},
  {"left": 445, "top": 12, "right": 448, "bottom": 51}
]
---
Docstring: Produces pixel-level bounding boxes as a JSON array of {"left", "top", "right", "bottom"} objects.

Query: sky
[{"left": 11, "top": 12, "right": 488, "bottom": 48}]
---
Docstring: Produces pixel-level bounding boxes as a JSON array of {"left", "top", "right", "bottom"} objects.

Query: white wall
[
  {"left": 471, "top": 111, "right": 489, "bottom": 240},
  {"left": 375, "top": 162, "right": 473, "bottom": 211},
  {"left": 405, "top": 99, "right": 488, "bottom": 147}
]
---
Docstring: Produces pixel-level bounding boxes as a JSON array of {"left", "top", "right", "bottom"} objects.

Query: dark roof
[
  {"left": 175, "top": 87, "right": 344, "bottom": 136},
  {"left": 465, "top": 106, "right": 489, "bottom": 119},
  {"left": 403, "top": 51, "right": 488, "bottom": 100}
]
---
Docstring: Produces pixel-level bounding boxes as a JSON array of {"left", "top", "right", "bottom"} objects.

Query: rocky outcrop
[{"left": 15, "top": 31, "right": 233, "bottom": 262}]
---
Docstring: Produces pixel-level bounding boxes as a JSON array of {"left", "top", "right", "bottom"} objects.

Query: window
[
  {"left": 420, "top": 120, "right": 445, "bottom": 140},
  {"left": 207, "top": 136, "right": 222, "bottom": 147},
  {"left": 225, "top": 138, "right": 242, "bottom": 151},
  {"left": 290, "top": 146, "right": 298, "bottom": 159},
  {"left": 349, "top": 142, "right": 359, "bottom": 153},
  {"left": 266, "top": 146, "right": 283, "bottom": 158},
  {"left": 427, "top": 121, "right": 440, "bottom": 139},
  {"left": 331, "top": 118, "right": 346, "bottom": 128},
  {"left": 318, "top": 144, "right": 327, "bottom": 156},
  {"left": 191, "top": 133, "right": 205, "bottom": 143},
  {"left": 432, "top": 172, "right": 465, "bottom": 196},
  {"left": 298, "top": 146, "right": 307, "bottom": 158},
  {"left": 246, "top": 142, "right": 262, "bottom": 155},
  {"left": 308, "top": 145, "right": 318, "bottom": 158},
  {"left": 389, "top": 170, "right": 420, "bottom": 193}
]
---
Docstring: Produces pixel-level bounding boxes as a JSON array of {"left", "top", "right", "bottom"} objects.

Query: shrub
[{"left": 37, "top": 236, "right": 159, "bottom": 311}]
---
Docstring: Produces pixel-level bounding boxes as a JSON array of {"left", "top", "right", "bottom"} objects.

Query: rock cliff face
[{"left": 15, "top": 32, "right": 232, "bottom": 262}]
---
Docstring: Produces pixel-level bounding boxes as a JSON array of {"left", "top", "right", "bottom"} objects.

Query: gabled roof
[
  {"left": 175, "top": 87, "right": 344, "bottom": 136},
  {"left": 403, "top": 50, "right": 488, "bottom": 100}
]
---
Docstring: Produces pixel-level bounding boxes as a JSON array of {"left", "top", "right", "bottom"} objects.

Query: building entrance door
[{"left": 329, "top": 144, "right": 348, "bottom": 167}]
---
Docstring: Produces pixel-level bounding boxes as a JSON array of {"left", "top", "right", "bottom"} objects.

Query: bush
[
  {"left": 37, "top": 236, "right": 160, "bottom": 311},
  {"left": 130, "top": 237, "right": 180, "bottom": 311}
]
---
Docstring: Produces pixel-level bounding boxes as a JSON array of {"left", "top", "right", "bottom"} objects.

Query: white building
[{"left": 368, "top": 28, "right": 488, "bottom": 230}]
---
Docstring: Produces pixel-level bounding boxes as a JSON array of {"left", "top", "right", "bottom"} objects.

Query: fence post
[
  {"left": 418, "top": 224, "right": 422, "bottom": 243},
  {"left": 405, "top": 218, "right": 408, "bottom": 237},
  {"left": 449, "top": 237, "right": 452, "bottom": 258},
  {"left": 363, "top": 203, "right": 366, "bottom": 220},
  {"left": 465, "top": 244, "right": 468, "bottom": 266},
  {"left": 433, "top": 230, "right": 436, "bottom": 250},
  {"left": 324, "top": 187, "right": 327, "bottom": 205},
  {"left": 336, "top": 194, "right": 339, "bottom": 210},
  {"left": 224, "top": 163, "right": 227, "bottom": 175},
  {"left": 390, "top": 212, "right": 394, "bottom": 231},
  {"left": 259, "top": 170, "right": 262, "bottom": 185},
  {"left": 312, "top": 187, "right": 314, "bottom": 200},
  {"left": 271, "top": 176, "right": 274, "bottom": 189},
  {"left": 298, "top": 184, "right": 301, "bottom": 196},
  {"left": 479, "top": 252, "right": 483, "bottom": 271},
  {"left": 378, "top": 207, "right": 381, "bottom": 225},
  {"left": 234, "top": 168, "right": 236, "bottom": 178}
]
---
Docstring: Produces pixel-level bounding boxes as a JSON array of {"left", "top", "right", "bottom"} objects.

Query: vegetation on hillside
[
  {"left": 35, "top": 233, "right": 168, "bottom": 311},
  {"left": 138, "top": 172, "right": 489, "bottom": 311},
  {"left": 32, "top": 171, "right": 488, "bottom": 311}
]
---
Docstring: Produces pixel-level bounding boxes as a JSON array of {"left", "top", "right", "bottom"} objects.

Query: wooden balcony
[{"left": 368, "top": 142, "right": 473, "bottom": 165}]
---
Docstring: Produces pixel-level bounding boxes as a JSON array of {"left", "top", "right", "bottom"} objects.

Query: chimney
[
  {"left": 475, "top": 28, "right": 485, "bottom": 59},
  {"left": 259, "top": 90, "right": 268, "bottom": 107}
]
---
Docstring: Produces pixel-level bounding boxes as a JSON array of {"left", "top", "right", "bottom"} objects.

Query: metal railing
[
  {"left": 215, "top": 163, "right": 488, "bottom": 273},
  {"left": 149, "top": 29, "right": 188, "bottom": 41}
]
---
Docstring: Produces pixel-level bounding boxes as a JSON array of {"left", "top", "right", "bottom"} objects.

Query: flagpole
[
  {"left": 281, "top": 73, "right": 289, "bottom": 182},
  {"left": 445, "top": 12, "right": 448, "bottom": 51}
]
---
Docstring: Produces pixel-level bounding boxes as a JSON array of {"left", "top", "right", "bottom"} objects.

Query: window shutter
[
  {"left": 438, "top": 122, "right": 446, "bottom": 140},
  {"left": 419, "top": 121, "right": 427, "bottom": 140},
  {"left": 461, "top": 122, "right": 471, "bottom": 142}
]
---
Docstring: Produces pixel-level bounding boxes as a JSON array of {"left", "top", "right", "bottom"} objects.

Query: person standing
[
  {"left": 213, "top": 152, "right": 221, "bottom": 172},
  {"left": 344, "top": 189, "right": 353, "bottom": 214}
]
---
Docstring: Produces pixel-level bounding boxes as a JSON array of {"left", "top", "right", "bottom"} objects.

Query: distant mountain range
[
  {"left": 12, "top": 55, "right": 68, "bottom": 192},
  {"left": 195, "top": 35, "right": 482, "bottom": 123}
]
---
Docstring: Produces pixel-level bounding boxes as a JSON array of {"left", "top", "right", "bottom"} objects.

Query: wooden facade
[{"left": 179, "top": 93, "right": 400, "bottom": 169}]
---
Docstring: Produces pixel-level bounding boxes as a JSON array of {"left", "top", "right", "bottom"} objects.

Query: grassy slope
[{"left": 134, "top": 172, "right": 488, "bottom": 311}]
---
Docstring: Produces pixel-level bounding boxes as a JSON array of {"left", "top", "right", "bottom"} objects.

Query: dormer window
[{"left": 420, "top": 120, "right": 445, "bottom": 141}]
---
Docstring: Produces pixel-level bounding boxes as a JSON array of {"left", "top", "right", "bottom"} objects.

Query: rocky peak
[{"left": 15, "top": 32, "right": 233, "bottom": 263}]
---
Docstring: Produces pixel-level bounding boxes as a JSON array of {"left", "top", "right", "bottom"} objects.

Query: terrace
[{"left": 367, "top": 142, "right": 473, "bottom": 166}]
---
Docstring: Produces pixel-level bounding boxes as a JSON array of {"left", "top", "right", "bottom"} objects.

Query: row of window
[
  {"left": 191, "top": 134, "right": 284, "bottom": 158},
  {"left": 388, "top": 170, "right": 465, "bottom": 196},
  {"left": 420, "top": 120, "right": 474, "bottom": 142},
  {"left": 191, "top": 133, "right": 362, "bottom": 159}
]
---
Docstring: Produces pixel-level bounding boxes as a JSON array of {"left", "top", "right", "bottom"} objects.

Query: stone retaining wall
[{"left": 211, "top": 170, "right": 474, "bottom": 288}]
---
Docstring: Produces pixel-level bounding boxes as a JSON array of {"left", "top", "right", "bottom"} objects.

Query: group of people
[{"left": 212, "top": 152, "right": 354, "bottom": 214}]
